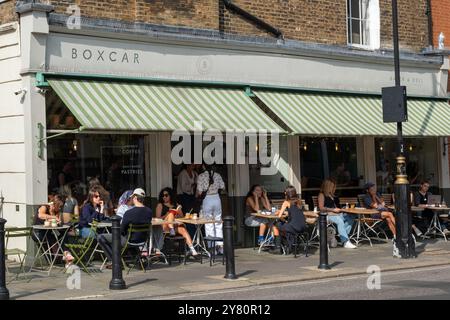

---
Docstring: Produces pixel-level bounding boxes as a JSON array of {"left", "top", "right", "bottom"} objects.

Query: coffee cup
[
  {"left": 44, "top": 220, "right": 51, "bottom": 227},
  {"left": 192, "top": 213, "right": 198, "bottom": 220},
  {"left": 185, "top": 213, "right": 191, "bottom": 219}
]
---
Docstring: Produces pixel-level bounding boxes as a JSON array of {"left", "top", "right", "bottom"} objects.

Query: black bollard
[
  {"left": 0, "top": 218, "right": 9, "bottom": 300},
  {"left": 109, "top": 215, "right": 126, "bottom": 290},
  {"left": 223, "top": 216, "right": 237, "bottom": 280},
  {"left": 318, "top": 211, "right": 331, "bottom": 270}
]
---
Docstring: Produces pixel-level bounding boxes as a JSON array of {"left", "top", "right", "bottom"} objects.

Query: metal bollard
[
  {"left": 109, "top": 216, "right": 126, "bottom": 290},
  {"left": 223, "top": 216, "right": 237, "bottom": 280},
  {"left": 318, "top": 212, "right": 331, "bottom": 270},
  {"left": 0, "top": 218, "right": 9, "bottom": 300}
]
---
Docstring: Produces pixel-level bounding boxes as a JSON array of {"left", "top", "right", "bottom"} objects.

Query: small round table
[{"left": 340, "top": 208, "right": 380, "bottom": 246}]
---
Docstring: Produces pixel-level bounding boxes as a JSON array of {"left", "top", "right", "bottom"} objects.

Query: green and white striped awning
[
  {"left": 254, "top": 90, "right": 450, "bottom": 136},
  {"left": 48, "top": 79, "right": 283, "bottom": 132}
]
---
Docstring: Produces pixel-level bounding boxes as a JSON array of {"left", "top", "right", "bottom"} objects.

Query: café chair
[
  {"left": 5, "top": 227, "right": 31, "bottom": 280},
  {"left": 66, "top": 221, "right": 99, "bottom": 274},
  {"left": 121, "top": 223, "right": 152, "bottom": 274}
]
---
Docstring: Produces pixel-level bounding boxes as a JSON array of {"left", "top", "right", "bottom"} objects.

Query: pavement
[{"left": 5, "top": 237, "right": 450, "bottom": 300}]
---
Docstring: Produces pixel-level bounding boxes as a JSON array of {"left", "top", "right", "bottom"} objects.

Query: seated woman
[
  {"left": 318, "top": 179, "right": 356, "bottom": 249},
  {"left": 274, "top": 186, "right": 306, "bottom": 254},
  {"left": 363, "top": 182, "right": 396, "bottom": 238},
  {"left": 116, "top": 190, "right": 134, "bottom": 219},
  {"left": 78, "top": 186, "right": 108, "bottom": 238},
  {"left": 244, "top": 185, "right": 279, "bottom": 245},
  {"left": 155, "top": 187, "right": 198, "bottom": 256},
  {"left": 32, "top": 194, "right": 74, "bottom": 266}
]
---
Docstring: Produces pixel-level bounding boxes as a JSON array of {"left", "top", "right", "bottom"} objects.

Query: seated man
[
  {"left": 97, "top": 188, "right": 152, "bottom": 268},
  {"left": 413, "top": 181, "right": 449, "bottom": 235}
]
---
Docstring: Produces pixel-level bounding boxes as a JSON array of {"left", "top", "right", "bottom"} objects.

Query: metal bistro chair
[
  {"left": 357, "top": 194, "right": 389, "bottom": 241},
  {"left": 5, "top": 227, "right": 31, "bottom": 279},
  {"left": 66, "top": 221, "right": 99, "bottom": 274},
  {"left": 121, "top": 223, "right": 152, "bottom": 274}
]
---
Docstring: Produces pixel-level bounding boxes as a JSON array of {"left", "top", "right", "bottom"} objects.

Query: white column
[
  {"left": 149, "top": 132, "right": 172, "bottom": 198},
  {"left": 437, "top": 137, "right": 450, "bottom": 189},
  {"left": 287, "top": 135, "right": 301, "bottom": 194},
  {"left": 363, "top": 136, "right": 377, "bottom": 185}
]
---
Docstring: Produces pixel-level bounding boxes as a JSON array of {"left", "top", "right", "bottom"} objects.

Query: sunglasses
[
  {"left": 163, "top": 193, "right": 170, "bottom": 197},
  {"left": 93, "top": 194, "right": 101, "bottom": 199}
]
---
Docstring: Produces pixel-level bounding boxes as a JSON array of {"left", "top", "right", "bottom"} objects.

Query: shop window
[
  {"left": 375, "top": 138, "right": 438, "bottom": 193},
  {"left": 300, "top": 137, "right": 359, "bottom": 191},
  {"left": 47, "top": 134, "right": 146, "bottom": 205},
  {"left": 249, "top": 136, "right": 289, "bottom": 196}
]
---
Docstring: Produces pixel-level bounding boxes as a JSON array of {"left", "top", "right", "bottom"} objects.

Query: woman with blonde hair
[{"left": 318, "top": 179, "right": 356, "bottom": 249}]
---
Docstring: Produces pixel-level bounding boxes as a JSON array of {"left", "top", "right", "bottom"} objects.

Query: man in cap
[{"left": 98, "top": 188, "right": 152, "bottom": 267}]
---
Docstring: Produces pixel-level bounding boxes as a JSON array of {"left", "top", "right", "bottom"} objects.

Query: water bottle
[
  {"left": 271, "top": 206, "right": 276, "bottom": 214},
  {"left": 345, "top": 203, "right": 349, "bottom": 209},
  {"left": 314, "top": 206, "right": 318, "bottom": 213}
]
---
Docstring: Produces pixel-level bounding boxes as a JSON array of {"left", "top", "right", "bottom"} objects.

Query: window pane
[
  {"left": 249, "top": 136, "right": 289, "bottom": 194},
  {"left": 375, "top": 138, "right": 439, "bottom": 193},
  {"left": 352, "top": 19, "right": 361, "bottom": 44},
  {"left": 361, "top": 20, "right": 369, "bottom": 46},
  {"left": 351, "top": 0, "right": 360, "bottom": 19},
  {"left": 47, "top": 134, "right": 146, "bottom": 204},
  {"left": 300, "top": 138, "right": 324, "bottom": 190}
]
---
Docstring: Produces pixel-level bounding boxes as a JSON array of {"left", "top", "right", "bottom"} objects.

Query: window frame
[{"left": 346, "top": 0, "right": 370, "bottom": 49}]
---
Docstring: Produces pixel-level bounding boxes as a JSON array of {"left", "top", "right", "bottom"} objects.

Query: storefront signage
[
  {"left": 46, "top": 33, "right": 448, "bottom": 98},
  {"left": 71, "top": 48, "right": 140, "bottom": 64}
]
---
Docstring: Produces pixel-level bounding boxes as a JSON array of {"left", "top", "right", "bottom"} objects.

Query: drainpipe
[
  {"left": 426, "top": 0, "right": 434, "bottom": 49},
  {"left": 223, "top": 0, "right": 283, "bottom": 39}
]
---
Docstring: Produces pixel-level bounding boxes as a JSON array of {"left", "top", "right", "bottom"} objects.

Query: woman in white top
[{"left": 196, "top": 164, "right": 225, "bottom": 253}]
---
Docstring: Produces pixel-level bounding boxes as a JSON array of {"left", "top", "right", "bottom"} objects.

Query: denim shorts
[{"left": 245, "top": 216, "right": 268, "bottom": 227}]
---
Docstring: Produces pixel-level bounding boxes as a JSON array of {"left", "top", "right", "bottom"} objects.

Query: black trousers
[{"left": 97, "top": 234, "right": 127, "bottom": 262}]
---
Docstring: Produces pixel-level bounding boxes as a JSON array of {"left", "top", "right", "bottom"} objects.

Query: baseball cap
[
  {"left": 364, "top": 182, "right": 375, "bottom": 191},
  {"left": 132, "top": 188, "right": 146, "bottom": 197}
]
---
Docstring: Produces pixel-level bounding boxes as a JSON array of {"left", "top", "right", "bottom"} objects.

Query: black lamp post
[{"left": 389, "top": 0, "right": 416, "bottom": 258}]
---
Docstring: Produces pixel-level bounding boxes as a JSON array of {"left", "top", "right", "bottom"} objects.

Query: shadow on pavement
[{"left": 11, "top": 288, "right": 57, "bottom": 300}]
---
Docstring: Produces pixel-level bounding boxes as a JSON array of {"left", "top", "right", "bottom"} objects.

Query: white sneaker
[
  {"left": 443, "top": 228, "right": 450, "bottom": 235},
  {"left": 189, "top": 247, "right": 198, "bottom": 256},
  {"left": 344, "top": 241, "right": 357, "bottom": 249},
  {"left": 393, "top": 241, "right": 401, "bottom": 258}
]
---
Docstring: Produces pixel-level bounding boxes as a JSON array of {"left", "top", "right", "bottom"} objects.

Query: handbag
[{"left": 198, "top": 170, "right": 215, "bottom": 201}]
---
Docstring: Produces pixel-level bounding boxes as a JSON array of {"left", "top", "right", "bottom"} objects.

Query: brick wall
[
  {"left": 45, "top": 0, "right": 429, "bottom": 52},
  {"left": 0, "top": 0, "right": 17, "bottom": 25},
  {"left": 430, "top": 0, "right": 450, "bottom": 173},
  {"left": 431, "top": 0, "right": 450, "bottom": 49}
]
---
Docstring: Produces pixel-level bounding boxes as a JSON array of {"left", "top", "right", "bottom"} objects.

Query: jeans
[
  {"left": 202, "top": 194, "right": 223, "bottom": 246},
  {"left": 328, "top": 214, "right": 355, "bottom": 243},
  {"left": 80, "top": 227, "right": 95, "bottom": 239}
]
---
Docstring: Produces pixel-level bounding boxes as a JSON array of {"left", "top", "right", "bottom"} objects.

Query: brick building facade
[
  {"left": 0, "top": 0, "right": 431, "bottom": 52},
  {"left": 430, "top": 0, "right": 450, "bottom": 171}
]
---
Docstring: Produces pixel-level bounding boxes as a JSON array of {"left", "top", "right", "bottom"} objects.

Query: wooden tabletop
[
  {"left": 340, "top": 208, "right": 379, "bottom": 215},
  {"left": 175, "top": 218, "right": 219, "bottom": 225},
  {"left": 424, "top": 205, "right": 449, "bottom": 211},
  {"left": 303, "top": 211, "right": 320, "bottom": 218},
  {"left": 251, "top": 213, "right": 284, "bottom": 219}
]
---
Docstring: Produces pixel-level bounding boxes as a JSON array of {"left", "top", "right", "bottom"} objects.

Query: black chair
[
  {"left": 203, "top": 236, "right": 225, "bottom": 266},
  {"left": 163, "top": 233, "right": 187, "bottom": 265},
  {"left": 283, "top": 231, "right": 310, "bottom": 258}
]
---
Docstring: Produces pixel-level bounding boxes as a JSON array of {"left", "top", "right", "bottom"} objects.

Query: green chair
[
  {"left": 66, "top": 221, "right": 99, "bottom": 274},
  {"left": 5, "top": 227, "right": 31, "bottom": 279},
  {"left": 121, "top": 223, "right": 151, "bottom": 274}
]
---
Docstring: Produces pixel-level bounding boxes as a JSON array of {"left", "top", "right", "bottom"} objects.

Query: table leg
[{"left": 258, "top": 220, "right": 274, "bottom": 254}]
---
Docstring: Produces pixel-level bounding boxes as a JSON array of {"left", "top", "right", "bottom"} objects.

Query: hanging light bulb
[
  {"left": 303, "top": 142, "right": 307, "bottom": 151},
  {"left": 409, "top": 144, "right": 413, "bottom": 151},
  {"left": 379, "top": 144, "right": 384, "bottom": 151},
  {"left": 72, "top": 139, "right": 78, "bottom": 151},
  {"left": 335, "top": 142, "right": 339, "bottom": 152}
]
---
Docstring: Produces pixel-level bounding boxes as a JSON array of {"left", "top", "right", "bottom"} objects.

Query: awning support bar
[{"left": 37, "top": 123, "right": 84, "bottom": 159}]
